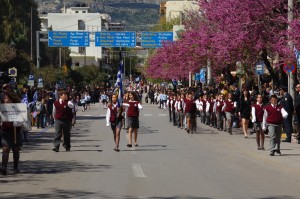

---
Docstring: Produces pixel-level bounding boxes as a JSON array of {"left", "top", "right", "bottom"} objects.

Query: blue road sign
[
  {"left": 95, "top": 32, "right": 136, "bottom": 47},
  {"left": 141, "top": 32, "right": 173, "bottom": 48},
  {"left": 28, "top": 75, "right": 34, "bottom": 80},
  {"left": 48, "top": 31, "right": 90, "bottom": 47},
  {"left": 255, "top": 62, "right": 264, "bottom": 75}
]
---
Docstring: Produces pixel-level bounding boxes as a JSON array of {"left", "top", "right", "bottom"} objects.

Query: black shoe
[
  {"left": 66, "top": 148, "right": 70, "bottom": 152},
  {"left": 52, "top": 147, "right": 59, "bottom": 152},
  {"left": 269, "top": 150, "right": 275, "bottom": 156},
  {"left": 14, "top": 167, "right": 20, "bottom": 174},
  {"left": 127, "top": 144, "right": 132, "bottom": 148},
  {"left": 1, "top": 167, "right": 7, "bottom": 175},
  {"left": 114, "top": 148, "right": 120, "bottom": 152},
  {"left": 134, "top": 144, "right": 138, "bottom": 147},
  {"left": 282, "top": 138, "right": 291, "bottom": 143},
  {"left": 276, "top": 150, "right": 281, "bottom": 155}
]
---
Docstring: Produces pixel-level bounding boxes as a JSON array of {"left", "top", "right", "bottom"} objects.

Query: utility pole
[
  {"left": 31, "top": 7, "right": 33, "bottom": 61},
  {"left": 288, "top": 0, "right": 295, "bottom": 98}
]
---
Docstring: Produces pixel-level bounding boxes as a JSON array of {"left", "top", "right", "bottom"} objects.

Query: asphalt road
[{"left": 1, "top": 102, "right": 300, "bottom": 199}]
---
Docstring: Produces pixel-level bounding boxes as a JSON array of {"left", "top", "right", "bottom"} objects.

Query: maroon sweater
[
  {"left": 184, "top": 98, "right": 196, "bottom": 114},
  {"left": 265, "top": 105, "right": 283, "bottom": 125},
  {"left": 224, "top": 100, "right": 235, "bottom": 113},
  {"left": 216, "top": 100, "right": 224, "bottom": 112},
  {"left": 253, "top": 104, "right": 264, "bottom": 123},
  {"left": 1, "top": 122, "right": 21, "bottom": 132},
  {"left": 127, "top": 101, "right": 140, "bottom": 117},
  {"left": 54, "top": 100, "right": 73, "bottom": 121}
]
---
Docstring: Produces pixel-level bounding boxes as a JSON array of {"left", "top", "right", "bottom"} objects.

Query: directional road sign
[
  {"left": 255, "top": 62, "right": 264, "bottom": 75},
  {"left": 48, "top": 31, "right": 90, "bottom": 47},
  {"left": 95, "top": 32, "right": 136, "bottom": 47},
  {"left": 141, "top": 32, "right": 173, "bottom": 48}
]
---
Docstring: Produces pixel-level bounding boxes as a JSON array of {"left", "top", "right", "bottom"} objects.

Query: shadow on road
[
  {"left": 0, "top": 193, "right": 297, "bottom": 199},
  {"left": 18, "top": 160, "right": 111, "bottom": 175},
  {"left": 76, "top": 116, "right": 105, "bottom": 120}
]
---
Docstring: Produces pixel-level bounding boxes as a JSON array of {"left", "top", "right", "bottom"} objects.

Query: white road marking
[
  {"left": 158, "top": 114, "right": 167, "bottom": 116},
  {"left": 132, "top": 163, "right": 147, "bottom": 178},
  {"left": 143, "top": 114, "right": 153, "bottom": 116}
]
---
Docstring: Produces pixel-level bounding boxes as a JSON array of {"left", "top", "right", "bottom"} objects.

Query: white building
[
  {"left": 165, "top": 1, "right": 199, "bottom": 22},
  {"left": 40, "top": 6, "right": 111, "bottom": 68}
]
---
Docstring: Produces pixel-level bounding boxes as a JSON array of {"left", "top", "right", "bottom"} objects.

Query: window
[
  {"left": 79, "top": 47, "right": 85, "bottom": 54},
  {"left": 78, "top": 20, "right": 85, "bottom": 30}
]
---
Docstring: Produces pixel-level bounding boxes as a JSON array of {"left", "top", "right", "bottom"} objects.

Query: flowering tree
[{"left": 146, "top": 0, "right": 300, "bottom": 85}]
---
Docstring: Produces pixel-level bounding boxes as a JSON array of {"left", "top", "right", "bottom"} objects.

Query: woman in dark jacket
[{"left": 238, "top": 90, "right": 252, "bottom": 138}]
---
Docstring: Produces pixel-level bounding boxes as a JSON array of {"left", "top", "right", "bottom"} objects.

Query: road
[{"left": 1, "top": 102, "right": 300, "bottom": 199}]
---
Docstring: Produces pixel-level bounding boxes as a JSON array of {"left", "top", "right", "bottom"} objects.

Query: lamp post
[{"left": 288, "top": 0, "right": 295, "bottom": 98}]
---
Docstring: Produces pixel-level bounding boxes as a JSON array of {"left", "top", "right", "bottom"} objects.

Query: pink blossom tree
[{"left": 146, "top": 0, "right": 300, "bottom": 85}]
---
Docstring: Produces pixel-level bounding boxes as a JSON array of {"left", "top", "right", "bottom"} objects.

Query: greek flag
[
  {"left": 294, "top": 46, "right": 298, "bottom": 59},
  {"left": 114, "top": 53, "right": 124, "bottom": 108}
]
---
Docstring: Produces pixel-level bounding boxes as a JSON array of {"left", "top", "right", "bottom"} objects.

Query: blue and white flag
[
  {"left": 114, "top": 53, "right": 124, "bottom": 108},
  {"left": 294, "top": 46, "right": 300, "bottom": 68}
]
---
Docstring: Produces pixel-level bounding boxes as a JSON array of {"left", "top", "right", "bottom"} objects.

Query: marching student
[
  {"left": 215, "top": 94, "right": 225, "bottom": 131},
  {"left": 262, "top": 95, "right": 288, "bottom": 156},
  {"left": 106, "top": 94, "right": 123, "bottom": 152},
  {"left": 184, "top": 92, "right": 197, "bottom": 133},
  {"left": 251, "top": 94, "right": 265, "bottom": 150},
  {"left": 223, "top": 93, "right": 237, "bottom": 134},
  {"left": 123, "top": 91, "right": 143, "bottom": 147},
  {"left": 52, "top": 90, "right": 74, "bottom": 152}
]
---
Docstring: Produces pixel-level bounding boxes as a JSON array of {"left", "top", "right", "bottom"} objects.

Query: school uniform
[
  {"left": 251, "top": 102, "right": 264, "bottom": 131},
  {"left": 262, "top": 104, "right": 288, "bottom": 155}
]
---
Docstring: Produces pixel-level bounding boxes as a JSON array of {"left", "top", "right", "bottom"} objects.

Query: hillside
[{"left": 36, "top": 0, "right": 180, "bottom": 31}]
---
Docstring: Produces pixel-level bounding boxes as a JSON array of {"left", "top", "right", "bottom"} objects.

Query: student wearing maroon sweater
[
  {"left": 123, "top": 91, "right": 142, "bottom": 147},
  {"left": 183, "top": 92, "right": 197, "bottom": 133},
  {"left": 106, "top": 94, "right": 123, "bottom": 152},
  {"left": 222, "top": 93, "right": 237, "bottom": 134},
  {"left": 251, "top": 94, "right": 265, "bottom": 150},
  {"left": 262, "top": 95, "right": 288, "bottom": 156},
  {"left": 52, "top": 90, "right": 74, "bottom": 152},
  {"left": 215, "top": 94, "right": 225, "bottom": 131}
]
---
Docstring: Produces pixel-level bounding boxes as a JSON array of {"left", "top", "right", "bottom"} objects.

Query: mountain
[{"left": 36, "top": 0, "right": 180, "bottom": 31}]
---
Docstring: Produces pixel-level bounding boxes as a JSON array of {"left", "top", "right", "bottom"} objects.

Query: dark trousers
[
  {"left": 37, "top": 113, "right": 45, "bottom": 128},
  {"left": 169, "top": 108, "right": 172, "bottom": 122},
  {"left": 283, "top": 115, "right": 293, "bottom": 139},
  {"left": 172, "top": 110, "right": 176, "bottom": 125},
  {"left": 54, "top": 119, "right": 72, "bottom": 149}
]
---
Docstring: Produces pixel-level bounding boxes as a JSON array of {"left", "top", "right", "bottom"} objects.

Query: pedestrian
[
  {"left": 223, "top": 93, "right": 237, "bottom": 134},
  {"left": 294, "top": 84, "right": 300, "bottom": 144},
  {"left": 52, "top": 90, "right": 74, "bottom": 152},
  {"left": 251, "top": 94, "right": 265, "bottom": 150},
  {"left": 106, "top": 94, "right": 123, "bottom": 151},
  {"left": 238, "top": 90, "right": 252, "bottom": 138},
  {"left": 279, "top": 86, "right": 294, "bottom": 143},
  {"left": 183, "top": 92, "right": 197, "bottom": 133},
  {"left": 46, "top": 93, "right": 55, "bottom": 126},
  {"left": 262, "top": 95, "right": 288, "bottom": 156},
  {"left": 80, "top": 93, "right": 86, "bottom": 111},
  {"left": 1, "top": 91, "right": 23, "bottom": 175},
  {"left": 215, "top": 94, "right": 225, "bottom": 131},
  {"left": 123, "top": 91, "right": 142, "bottom": 147}
]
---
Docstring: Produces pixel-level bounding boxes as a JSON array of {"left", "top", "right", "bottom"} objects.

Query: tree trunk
[{"left": 261, "top": 48, "right": 280, "bottom": 86}]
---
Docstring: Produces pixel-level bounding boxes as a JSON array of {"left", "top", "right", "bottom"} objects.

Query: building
[
  {"left": 160, "top": 1, "right": 199, "bottom": 41},
  {"left": 160, "top": 1, "right": 199, "bottom": 22},
  {"left": 40, "top": 4, "right": 111, "bottom": 68}
]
